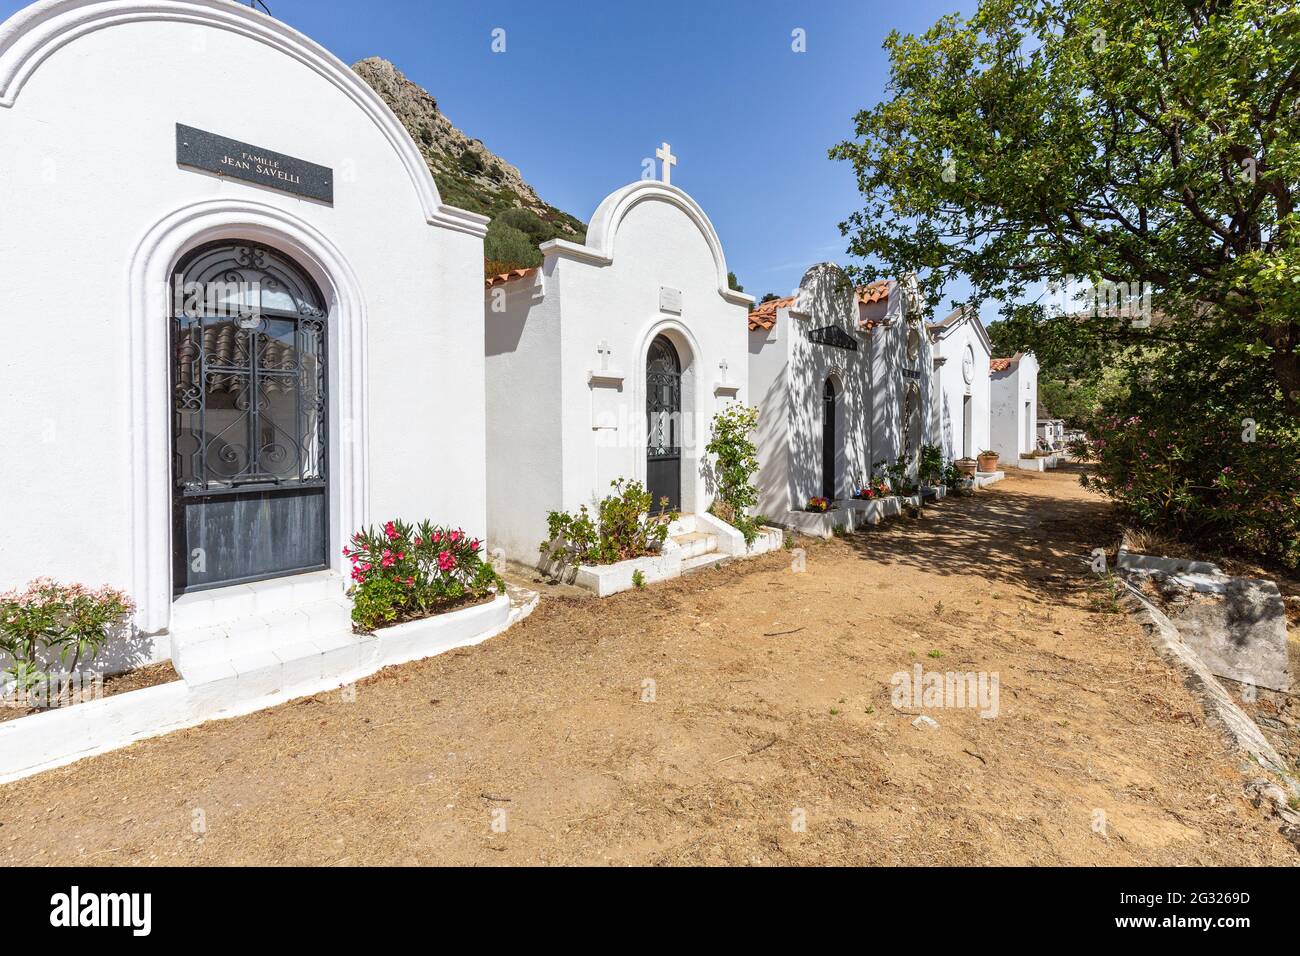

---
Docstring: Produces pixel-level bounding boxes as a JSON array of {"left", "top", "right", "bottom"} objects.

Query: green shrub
[
  {"left": 705, "top": 403, "right": 761, "bottom": 543},
  {"left": 345, "top": 520, "right": 502, "bottom": 632},
  {"left": 484, "top": 221, "right": 542, "bottom": 269},
  {"left": 541, "top": 479, "right": 678, "bottom": 570},
  {"left": 0, "top": 579, "right": 133, "bottom": 704}
]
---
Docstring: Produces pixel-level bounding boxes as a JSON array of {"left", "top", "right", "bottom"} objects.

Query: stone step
[
  {"left": 172, "top": 595, "right": 359, "bottom": 695},
  {"left": 666, "top": 514, "right": 697, "bottom": 536},
  {"left": 170, "top": 570, "right": 345, "bottom": 632},
  {"left": 670, "top": 530, "right": 718, "bottom": 560}
]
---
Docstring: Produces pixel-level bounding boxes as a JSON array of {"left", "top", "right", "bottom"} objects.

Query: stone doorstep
[
  {"left": 570, "top": 512, "right": 776, "bottom": 596},
  {"left": 671, "top": 530, "right": 719, "bottom": 560},
  {"left": 171, "top": 595, "right": 357, "bottom": 693},
  {"left": 170, "top": 569, "right": 345, "bottom": 633}
]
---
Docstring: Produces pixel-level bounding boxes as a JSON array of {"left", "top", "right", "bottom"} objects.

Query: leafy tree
[
  {"left": 727, "top": 271, "right": 744, "bottom": 293},
  {"left": 831, "top": 0, "right": 1300, "bottom": 416}
]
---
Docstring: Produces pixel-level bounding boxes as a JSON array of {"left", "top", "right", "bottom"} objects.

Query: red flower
[{"left": 438, "top": 551, "right": 455, "bottom": 572}]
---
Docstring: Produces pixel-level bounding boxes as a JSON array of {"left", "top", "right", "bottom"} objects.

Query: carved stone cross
[{"left": 655, "top": 142, "right": 677, "bottom": 186}]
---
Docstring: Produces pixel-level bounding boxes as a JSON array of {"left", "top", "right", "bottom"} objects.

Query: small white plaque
[{"left": 659, "top": 286, "right": 682, "bottom": 314}]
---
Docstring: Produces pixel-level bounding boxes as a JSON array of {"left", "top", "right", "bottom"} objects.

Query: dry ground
[{"left": 2, "top": 468, "right": 1296, "bottom": 865}]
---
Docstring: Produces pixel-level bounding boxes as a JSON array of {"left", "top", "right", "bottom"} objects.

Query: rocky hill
[{"left": 352, "top": 57, "right": 585, "bottom": 273}]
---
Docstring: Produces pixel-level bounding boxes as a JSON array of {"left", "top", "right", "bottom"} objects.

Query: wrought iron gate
[
  {"left": 171, "top": 241, "right": 329, "bottom": 593},
  {"left": 646, "top": 335, "right": 682, "bottom": 511}
]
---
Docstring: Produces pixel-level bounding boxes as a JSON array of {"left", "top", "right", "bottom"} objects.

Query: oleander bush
[
  {"left": 345, "top": 520, "right": 502, "bottom": 632},
  {"left": 0, "top": 578, "right": 133, "bottom": 706},
  {"left": 705, "top": 403, "right": 761, "bottom": 544}
]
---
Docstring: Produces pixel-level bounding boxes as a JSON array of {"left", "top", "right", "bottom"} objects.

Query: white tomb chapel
[
  {"left": 484, "top": 150, "right": 755, "bottom": 564},
  {"left": 0, "top": 0, "right": 492, "bottom": 690}
]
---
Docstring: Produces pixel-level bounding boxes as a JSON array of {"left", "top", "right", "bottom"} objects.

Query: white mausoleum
[
  {"left": 0, "top": 0, "right": 490, "bottom": 675},
  {"left": 928, "top": 307, "right": 993, "bottom": 461},
  {"left": 989, "top": 352, "right": 1041, "bottom": 464},
  {"left": 747, "top": 263, "right": 872, "bottom": 515},
  {"left": 857, "top": 277, "right": 940, "bottom": 474},
  {"left": 484, "top": 167, "right": 754, "bottom": 562}
]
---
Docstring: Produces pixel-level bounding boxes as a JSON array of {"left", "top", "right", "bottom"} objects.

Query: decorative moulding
[
  {"left": 713, "top": 381, "right": 741, "bottom": 397},
  {"left": 0, "top": 0, "right": 488, "bottom": 237},
  {"left": 579, "top": 180, "right": 756, "bottom": 308},
  {"left": 588, "top": 369, "right": 626, "bottom": 388}
]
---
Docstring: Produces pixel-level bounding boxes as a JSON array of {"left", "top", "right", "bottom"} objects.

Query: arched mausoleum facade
[
  {"left": 0, "top": 0, "right": 489, "bottom": 659},
  {"left": 747, "top": 262, "right": 870, "bottom": 518},
  {"left": 484, "top": 179, "right": 753, "bottom": 563}
]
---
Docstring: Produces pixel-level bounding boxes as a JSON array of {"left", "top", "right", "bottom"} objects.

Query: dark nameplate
[
  {"left": 176, "top": 124, "right": 333, "bottom": 203},
  {"left": 901, "top": 368, "right": 922, "bottom": 380}
]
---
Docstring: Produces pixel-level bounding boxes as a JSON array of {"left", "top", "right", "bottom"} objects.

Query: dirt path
[{"left": 3, "top": 468, "right": 1295, "bottom": 865}]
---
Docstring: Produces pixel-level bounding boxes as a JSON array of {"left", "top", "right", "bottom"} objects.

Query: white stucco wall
[
  {"left": 0, "top": 1, "right": 489, "bottom": 654},
  {"left": 990, "top": 353, "right": 1040, "bottom": 464},
  {"left": 861, "top": 288, "right": 939, "bottom": 476},
  {"left": 931, "top": 313, "right": 992, "bottom": 461},
  {"left": 484, "top": 181, "right": 753, "bottom": 562},
  {"left": 749, "top": 263, "right": 870, "bottom": 515}
]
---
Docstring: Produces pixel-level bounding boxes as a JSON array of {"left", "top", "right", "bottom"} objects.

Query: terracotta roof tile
[
  {"left": 856, "top": 280, "right": 890, "bottom": 304},
  {"left": 747, "top": 295, "right": 795, "bottom": 331},
  {"left": 989, "top": 353, "right": 1022, "bottom": 373},
  {"left": 485, "top": 267, "right": 538, "bottom": 289}
]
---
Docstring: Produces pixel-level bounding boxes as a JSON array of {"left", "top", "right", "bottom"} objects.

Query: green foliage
[
  {"left": 632, "top": 569, "right": 647, "bottom": 590},
  {"left": 0, "top": 579, "right": 133, "bottom": 703},
  {"left": 831, "top": 0, "right": 1300, "bottom": 417},
  {"left": 727, "top": 271, "right": 744, "bottom": 293},
  {"left": 875, "top": 456, "right": 919, "bottom": 496},
  {"left": 1081, "top": 339, "right": 1300, "bottom": 569},
  {"left": 540, "top": 479, "right": 679, "bottom": 571},
  {"left": 918, "top": 443, "right": 945, "bottom": 487},
  {"left": 484, "top": 220, "right": 542, "bottom": 270},
  {"left": 705, "top": 404, "right": 761, "bottom": 544},
  {"left": 345, "top": 520, "right": 502, "bottom": 632}
]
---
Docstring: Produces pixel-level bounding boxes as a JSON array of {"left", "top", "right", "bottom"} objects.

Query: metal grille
[
  {"left": 172, "top": 242, "right": 327, "bottom": 495},
  {"left": 806, "top": 325, "right": 858, "bottom": 351},
  {"left": 646, "top": 335, "right": 681, "bottom": 460}
]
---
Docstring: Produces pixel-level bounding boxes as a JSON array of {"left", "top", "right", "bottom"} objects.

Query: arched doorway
[
  {"left": 171, "top": 240, "right": 329, "bottom": 592},
  {"left": 822, "top": 376, "right": 838, "bottom": 500},
  {"left": 646, "top": 334, "right": 682, "bottom": 510}
]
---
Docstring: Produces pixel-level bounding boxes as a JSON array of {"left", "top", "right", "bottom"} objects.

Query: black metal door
[
  {"left": 646, "top": 335, "right": 682, "bottom": 511},
  {"left": 822, "top": 377, "right": 836, "bottom": 500},
  {"left": 171, "top": 241, "right": 328, "bottom": 593}
]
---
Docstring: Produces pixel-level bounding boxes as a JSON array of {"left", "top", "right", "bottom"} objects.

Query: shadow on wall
[
  {"left": 1, "top": 620, "right": 159, "bottom": 682},
  {"left": 785, "top": 265, "right": 870, "bottom": 504}
]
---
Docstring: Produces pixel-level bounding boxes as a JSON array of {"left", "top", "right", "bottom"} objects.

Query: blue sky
[{"left": 2, "top": 0, "right": 983, "bottom": 313}]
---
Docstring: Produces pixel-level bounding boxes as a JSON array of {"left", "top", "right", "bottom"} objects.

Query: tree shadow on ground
[{"left": 840, "top": 469, "right": 1121, "bottom": 607}]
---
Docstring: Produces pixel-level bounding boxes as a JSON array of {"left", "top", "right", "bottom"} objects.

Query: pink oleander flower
[{"left": 438, "top": 551, "right": 455, "bottom": 572}]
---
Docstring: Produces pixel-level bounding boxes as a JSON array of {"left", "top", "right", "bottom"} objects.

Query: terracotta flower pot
[
  {"left": 955, "top": 458, "right": 978, "bottom": 476},
  {"left": 977, "top": 452, "right": 999, "bottom": 472}
]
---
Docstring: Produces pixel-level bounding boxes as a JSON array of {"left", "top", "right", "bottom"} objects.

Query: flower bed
[{"left": 345, "top": 520, "right": 502, "bottom": 632}]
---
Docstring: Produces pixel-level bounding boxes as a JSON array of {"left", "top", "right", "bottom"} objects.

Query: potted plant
[
  {"left": 955, "top": 457, "right": 978, "bottom": 476},
  {"left": 977, "top": 449, "right": 999, "bottom": 472},
  {"left": 806, "top": 496, "right": 831, "bottom": 513}
]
